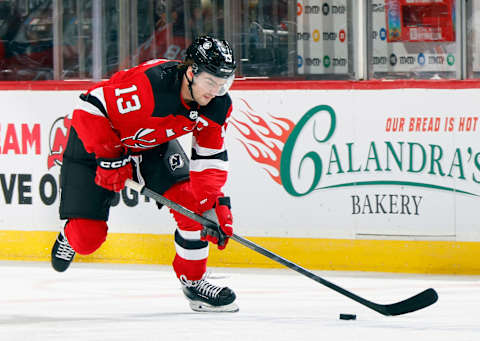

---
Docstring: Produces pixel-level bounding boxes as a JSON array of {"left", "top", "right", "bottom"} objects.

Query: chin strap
[{"left": 184, "top": 71, "right": 197, "bottom": 103}]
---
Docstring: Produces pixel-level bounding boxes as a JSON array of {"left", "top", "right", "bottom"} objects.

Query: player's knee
[
  {"left": 164, "top": 181, "right": 202, "bottom": 230},
  {"left": 164, "top": 181, "right": 198, "bottom": 209},
  {"left": 65, "top": 218, "right": 108, "bottom": 255}
]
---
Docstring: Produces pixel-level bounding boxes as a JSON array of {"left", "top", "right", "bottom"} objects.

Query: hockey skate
[
  {"left": 51, "top": 230, "right": 76, "bottom": 272},
  {"left": 180, "top": 275, "right": 239, "bottom": 312}
]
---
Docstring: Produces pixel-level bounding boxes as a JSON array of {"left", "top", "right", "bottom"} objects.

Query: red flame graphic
[{"left": 231, "top": 99, "right": 295, "bottom": 184}]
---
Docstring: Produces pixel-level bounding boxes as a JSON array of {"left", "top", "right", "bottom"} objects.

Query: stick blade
[{"left": 381, "top": 288, "right": 438, "bottom": 316}]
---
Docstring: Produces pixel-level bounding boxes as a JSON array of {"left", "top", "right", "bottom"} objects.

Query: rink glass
[{"left": 0, "top": 0, "right": 476, "bottom": 81}]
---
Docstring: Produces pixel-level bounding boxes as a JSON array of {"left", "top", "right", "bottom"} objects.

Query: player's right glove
[
  {"left": 201, "top": 196, "right": 233, "bottom": 250},
  {"left": 95, "top": 155, "right": 133, "bottom": 192}
]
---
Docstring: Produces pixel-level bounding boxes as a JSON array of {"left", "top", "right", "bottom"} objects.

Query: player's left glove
[
  {"left": 201, "top": 196, "right": 233, "bottom": 250},
  {"left": 95, "top": 155, "right": 133, "bottom": 192}
]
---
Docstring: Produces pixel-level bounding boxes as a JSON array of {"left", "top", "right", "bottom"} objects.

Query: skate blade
[{"left": 189, "top": 301, "right": 239, "bottom": 313}]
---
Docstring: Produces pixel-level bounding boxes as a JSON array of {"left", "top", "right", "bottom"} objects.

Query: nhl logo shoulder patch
[
  {"left": 189, "top": 110, "right": 199, "bottom": 120},
  {"left": 169, "top": 153, "right": 185, "bottom": 171}
]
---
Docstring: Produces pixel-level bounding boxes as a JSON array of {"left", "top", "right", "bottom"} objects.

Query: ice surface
[{"left": 0, "top": 262, "right": 478, "bottom": 341}]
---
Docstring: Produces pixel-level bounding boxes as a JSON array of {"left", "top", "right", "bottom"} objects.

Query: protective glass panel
[
  {"left": 296, "top": 0, "right": 356, "bottom": 79},
  {"left": 0, "top": 0, "right": 470, "bottom": 81},
  {"left": 0, "top": 0, "right": 96, "bottom": 80},
  {"left": 63, "top": 0, "right": 93, "bottom": 79},
  {"left": 466, "top": 1, "right": 480, "bottom": 78},
  {"left": 367, "top": 0, "right": 461, "bottom": 79},
  {"left": 238, "top": 0, "right": 291, "bottom": 77},
  {"left": 0, "top": 0, "right": 54, "bottom": 80}
]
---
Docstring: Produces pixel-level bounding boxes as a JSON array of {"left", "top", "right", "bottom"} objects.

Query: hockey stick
[{"left": 125, "top": 179, "right": 438, "bottom": 316}]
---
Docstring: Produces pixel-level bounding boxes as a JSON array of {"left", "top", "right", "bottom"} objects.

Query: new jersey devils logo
[
  {"left": 169, "top": 153, "right": 184, "bottom": 171},
  {"left": 47, "top": 115, "right": 72, "bottom": 169},
  {"left": 121, "top": 128, "right": 162, "bottom": 148}
]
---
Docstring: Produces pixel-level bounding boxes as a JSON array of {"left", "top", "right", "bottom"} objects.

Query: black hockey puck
[{"left": 339, "top": 313, "right": 356, "bottom": 320}]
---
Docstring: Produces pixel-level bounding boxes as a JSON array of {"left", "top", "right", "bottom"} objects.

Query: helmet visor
[{"left": 193, "top": 71, "right": 235, "bottom": 97}]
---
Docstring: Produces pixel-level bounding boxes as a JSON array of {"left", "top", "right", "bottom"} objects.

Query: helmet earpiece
[{"left": 191, "top": 63, "right": 199, "bottom": 74}]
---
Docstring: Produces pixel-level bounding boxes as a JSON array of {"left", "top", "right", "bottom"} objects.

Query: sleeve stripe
[
  {"left": 190, "top": 158, "right": 229, "bottom": 172},
  {"left": 192, "top": 136, "right": 225, "bottom": 156},
  {"left": 78, "top": 87, "right": 108, "bottom": 118},
  {"left": 77, "top": 96, "right": 104, "bottom": 117},
  {"left": 191, "top": 148, "right": 228, "bottom": 161}
]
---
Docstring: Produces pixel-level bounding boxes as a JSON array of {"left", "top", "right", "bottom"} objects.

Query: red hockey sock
[{"left": 173, "top": 255, "right": 207, "bottom": 281}]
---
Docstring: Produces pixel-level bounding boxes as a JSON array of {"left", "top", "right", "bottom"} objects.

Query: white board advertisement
[{"left": 1, "top": 88, "right": 480, "bottom": 243}]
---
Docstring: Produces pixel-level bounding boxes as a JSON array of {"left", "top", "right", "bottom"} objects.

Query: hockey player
[{"left": 50, "top": 35, "right": 238, "bottom": 312}]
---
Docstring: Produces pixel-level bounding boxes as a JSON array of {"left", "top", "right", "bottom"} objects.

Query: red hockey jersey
[{"left": 72, "top": 59, "right": 232, "bottom": 210}]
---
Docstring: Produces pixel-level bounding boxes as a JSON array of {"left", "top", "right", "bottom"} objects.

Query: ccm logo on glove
[
  {"left": 98, "top": 155, "right": 132, "bottom": 169},
  {"left": 95, "top": 155, "right": 133, "bottom": 192}
]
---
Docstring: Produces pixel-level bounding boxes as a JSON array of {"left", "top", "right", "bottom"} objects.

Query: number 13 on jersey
[{"left": 115, "top": 85, "right": 142, "bottom": 114}]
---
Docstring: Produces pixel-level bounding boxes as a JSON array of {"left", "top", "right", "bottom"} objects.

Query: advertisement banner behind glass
[
  {"left": 371, "top": 0, "right": 457, "bottom": 74},
  {"left": 297, "top": 0, "right": 349, "bottom": 74}
]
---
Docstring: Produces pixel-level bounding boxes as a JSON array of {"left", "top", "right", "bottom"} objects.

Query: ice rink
[{"left": 0, "top": 261, "right": 478, "bottom": 341}]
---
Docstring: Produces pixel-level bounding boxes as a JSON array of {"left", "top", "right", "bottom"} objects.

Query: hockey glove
[
  {"left": 201, "top": 196, "right": 233, "bottom": 250},
  {"left": 95, "top": 155, "right": 133, "bottom": 192}
]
